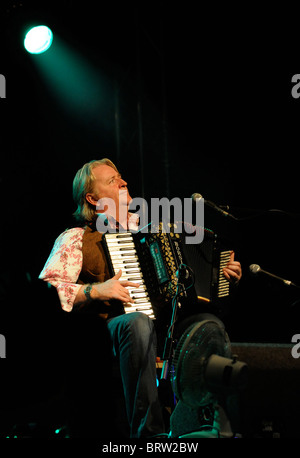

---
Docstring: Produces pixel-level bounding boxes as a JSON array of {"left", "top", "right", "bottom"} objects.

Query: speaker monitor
[
  {"left": 169, "top": 343, "right": 300, "bottom": 438},
  {"left": 231, "top": 342, "right": 300, "bottom": 438}
]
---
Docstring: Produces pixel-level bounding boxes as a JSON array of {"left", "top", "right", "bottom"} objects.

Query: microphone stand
[{"left": 160, "top": 265, "right": 188, "bottom": 380}]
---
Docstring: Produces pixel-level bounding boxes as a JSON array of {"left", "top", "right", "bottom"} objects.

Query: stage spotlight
[{"left": 24, "top": 25, "right": 53, "bottom": 54}]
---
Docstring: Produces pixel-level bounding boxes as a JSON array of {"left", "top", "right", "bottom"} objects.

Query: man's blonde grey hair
[{"left": 73, "top": 158, "right": 119, "bottom": 223}]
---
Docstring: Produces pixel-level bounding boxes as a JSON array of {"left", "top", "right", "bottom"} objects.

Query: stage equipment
[
  {"left": 191, "top": 193, "right": 237, "bottom": 220},
  {"left": 230, "top": 343, "right": 300, "bottom": 437},
  {"left": 169, "top": 319, "right": 248, "bottom": 437},
  {"left": 249, "top": 263, "right": 300, "bottom": 289},
  {"left": 24, "top": 25, "right": 53, "bottom": 54}
]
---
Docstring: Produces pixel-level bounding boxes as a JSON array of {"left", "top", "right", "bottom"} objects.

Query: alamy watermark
[
  {"left": 291, "top": 334, "right": 300, "bottom": 358},
  {"left": 95, "top": 194, "right": 205, "bottom": 244},
  {"left": 0, "top": 334, "right": 6, "bottom": 358},
  {"left": 0, "top": 74, "right": 6, "bottom": 98}
]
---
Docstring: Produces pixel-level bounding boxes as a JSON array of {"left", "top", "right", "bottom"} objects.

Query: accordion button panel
[{"left": 217, "top": 250, "right": 231, "bottom": 298}]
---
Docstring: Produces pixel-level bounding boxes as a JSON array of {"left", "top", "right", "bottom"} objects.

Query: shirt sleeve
[{"left": 39, "top": 227, "right": 85, "bottom": 312}]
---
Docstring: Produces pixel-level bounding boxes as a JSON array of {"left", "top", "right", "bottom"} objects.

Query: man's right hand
[{"left": 93, "top": 269, "right": 140, "bottom": 304}]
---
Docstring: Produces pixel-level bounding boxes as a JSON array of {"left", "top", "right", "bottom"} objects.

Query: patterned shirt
[
  {"left": 39, "top": 227, "right": 85, "bottom": 312},
  {"left": 39, "top": 213, "right": 139, "bottom": 312}
]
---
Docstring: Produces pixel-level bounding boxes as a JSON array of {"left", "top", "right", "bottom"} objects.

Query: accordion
[{"left": 102, "top": 223, "right": 231, "bottom": 321}]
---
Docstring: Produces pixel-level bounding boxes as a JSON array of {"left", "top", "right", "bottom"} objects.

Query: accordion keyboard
[{"left": 103, "top": 232, "right": 155, "bottom": 319}]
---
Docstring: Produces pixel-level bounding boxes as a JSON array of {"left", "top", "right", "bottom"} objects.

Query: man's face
[{"left": 87, "top": 164, "right": 132, "bottom": 219}]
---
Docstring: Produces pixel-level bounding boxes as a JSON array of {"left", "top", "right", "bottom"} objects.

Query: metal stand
[{"left": 160, "top": 264, "right": 190, "bottom": 380}]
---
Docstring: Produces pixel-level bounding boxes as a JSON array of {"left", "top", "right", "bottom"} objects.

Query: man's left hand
[{"left": 223, "top": 251, "right": 242, "bottom": 284}]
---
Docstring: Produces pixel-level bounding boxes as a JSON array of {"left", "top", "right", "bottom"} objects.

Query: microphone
[
  {"left": 191, "top": 193, "right": 237, "bottom": 219},
  {"left": 249, "top": 264, "right": 299, "bottom": 288}
]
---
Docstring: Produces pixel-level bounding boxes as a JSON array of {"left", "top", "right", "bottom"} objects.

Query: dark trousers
[{"left": 107, "top": 312, "right": 165, "bottom": 438}]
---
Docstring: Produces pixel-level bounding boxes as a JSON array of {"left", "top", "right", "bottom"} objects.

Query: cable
[{"left": 232, "top": 208, "right": 300, "bottom": 222}]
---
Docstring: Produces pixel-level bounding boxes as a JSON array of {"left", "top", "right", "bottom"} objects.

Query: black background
[
  {"left": 1, "top": 2, "right": 300, "bottom": 344},
  {"left": 0, "top": 0, "right": 300, "bottom": 402},
  {"left": 0, "top": 0, "right": 300, "bottom": 440}
]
